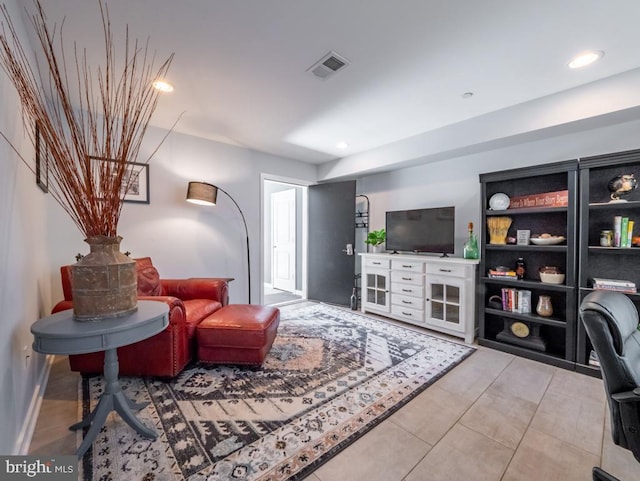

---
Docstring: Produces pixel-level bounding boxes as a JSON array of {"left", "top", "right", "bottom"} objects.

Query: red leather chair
[{"left": 51, "top": 257, "right": 230, "bottom": 378}]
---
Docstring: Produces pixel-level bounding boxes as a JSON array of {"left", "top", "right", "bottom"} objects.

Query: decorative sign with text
[{"left": 509, "top": 190, "right": 568, "bottom": 209}]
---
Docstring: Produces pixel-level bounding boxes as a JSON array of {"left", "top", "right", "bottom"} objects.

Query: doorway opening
[{"left": 262, "top": 177, "right": 308, "bottom": 306}]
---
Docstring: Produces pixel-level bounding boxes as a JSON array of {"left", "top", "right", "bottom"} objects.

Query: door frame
[{"left": 260, "top": 173, "right": 311, "bottom": 305}]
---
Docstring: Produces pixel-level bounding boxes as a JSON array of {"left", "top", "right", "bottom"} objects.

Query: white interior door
[{"left": 271, "top": 188, "right": 296, "bottom": 292}]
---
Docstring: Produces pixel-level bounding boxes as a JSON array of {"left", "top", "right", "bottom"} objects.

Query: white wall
[
  {"left": 357, "top": 117, "right": 640, "bottom": 257},
  {"left": 0, "top": 0, "right": 52, "bottom": 455},
  {"left": 46, "top": 127, "right": 318, "bottom": 306}
]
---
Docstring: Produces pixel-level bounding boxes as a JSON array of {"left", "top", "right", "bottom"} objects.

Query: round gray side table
[{"left": 31, "top": 300, "right": 169, "bottom": 458}]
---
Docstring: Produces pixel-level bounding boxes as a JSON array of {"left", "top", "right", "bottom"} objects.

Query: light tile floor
[{"left": 29, "top": 309, "right": 640, "bottom": 481}]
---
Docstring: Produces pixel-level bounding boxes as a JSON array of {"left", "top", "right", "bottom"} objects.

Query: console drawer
[
  {"left": 425, "top": 263, "right": 468, "bottom": 278},
  {"left": 391, "top": 271, "right": 423, "bottom": 285},
  {"left": 392, "top": 294, "right": 424, "bottom": 310},
  {"left": 365, "top": 257, "right": 390, "bottom": 269},
  {"left": 391, "top": 259, "right": 425, "bottom": 272},
  {"left": 391, "top": 304, "right": 424, "bottom": 323},
  {"left": 391, "top": 284, "right": 424, "bottom": 298}
]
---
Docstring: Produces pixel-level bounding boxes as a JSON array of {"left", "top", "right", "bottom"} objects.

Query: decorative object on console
[
  {"left": 365, "top": 228, "right": 386, "bottom": 253},
  {"left": 0, "top": 1, "right": 174, "bottom": 321},
  {"left": 463, "top": 222, "right": 479, "bottom": 259},
  {"left": 607, "top": 173, "right": 637, "bottom": 202},
  {"left": 186, "top": 181, "right": 251, "bottom": 303},
  {"left": 487, "top": 216, "right": 512, "bottom": 244}
]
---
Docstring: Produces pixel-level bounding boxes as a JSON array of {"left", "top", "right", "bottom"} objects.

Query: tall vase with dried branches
[{"left": 0, "top": 0, "right": 175, "bottom": 320}]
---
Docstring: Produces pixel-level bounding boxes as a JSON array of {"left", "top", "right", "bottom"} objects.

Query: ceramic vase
[{"left": 536, "top": 295, "right": 553, "bottom": 317}]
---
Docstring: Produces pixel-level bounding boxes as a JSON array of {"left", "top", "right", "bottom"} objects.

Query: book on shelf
[
  {"left": 614, "top": 216, "right": 622, "bottom": 247},
  {"left": 499, "top": 288, "right": 532, "bottom": 313},
  {"left": 611, "top": 216, "right": 634, "bottom": 248},
  {"left": 592, "top": 277, "right": 636, "bottom": 288},
  {"left": 488, "top": 269, "right": 517, "bottom": 278},
  {"left": 621, "top": 217, "right": 629, "bottom": 247},
  {"left": 592, "top": 277, "right": 636, "bottom": 293},
  {"left": 594, "top": 284, "right": 637, "bottom": 294}
]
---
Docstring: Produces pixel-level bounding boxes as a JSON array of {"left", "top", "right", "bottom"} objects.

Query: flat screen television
[{"left": 385, "top": 206, "right": 455, "bottom": 255}]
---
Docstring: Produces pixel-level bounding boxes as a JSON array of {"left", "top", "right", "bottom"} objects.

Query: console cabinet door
[
  {"left": 425, "top": 275, "right": 465, "bottom": 333},
  {"left": 362, "top": 268, "right": 390, "bottom": 313}
]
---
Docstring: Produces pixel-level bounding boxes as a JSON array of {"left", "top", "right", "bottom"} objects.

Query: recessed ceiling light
[
  {"left": 568, "top": 50, "right": 604, "bottom": 69},
  {"left": 462, "top": 92, "right": 474, "bottom": 99},
  {"left": 152, "top": 80, "right": 174, "bottom": 92},
  {"left": 336, "top": 141, "right": 349, "bottom": 150}
]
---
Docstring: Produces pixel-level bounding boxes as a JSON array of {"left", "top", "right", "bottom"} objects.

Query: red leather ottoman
[{"left": 197, "top": 304, "right": 280, "bottom": 365}]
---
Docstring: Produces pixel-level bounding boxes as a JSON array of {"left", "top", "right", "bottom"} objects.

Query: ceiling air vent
[{"left": 307, "top": 51, "right": 350, "bottom": 80}]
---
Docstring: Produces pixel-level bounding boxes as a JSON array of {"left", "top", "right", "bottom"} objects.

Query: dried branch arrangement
[{"left": 0, "top": 0, "right": 174, "bottom": 237}]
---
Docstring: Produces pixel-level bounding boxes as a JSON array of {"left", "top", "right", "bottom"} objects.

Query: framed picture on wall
[
  {"left": 35, "top": 123, "right": 49, "bottom": 193},
  {"left": 90, "top": 157, "right": 150, "bottom": 204},
  {"left": 119, "top": 161, "right": 150, "bottom": 204}
]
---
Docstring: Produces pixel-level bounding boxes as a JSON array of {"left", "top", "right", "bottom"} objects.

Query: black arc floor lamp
[{"left": 186, "top": 181, "right": 251, "bottom": 304}]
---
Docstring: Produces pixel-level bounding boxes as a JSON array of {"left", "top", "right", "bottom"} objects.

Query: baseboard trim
[{"left": 15, "top": 354, "right": 54, "bottom": 455}]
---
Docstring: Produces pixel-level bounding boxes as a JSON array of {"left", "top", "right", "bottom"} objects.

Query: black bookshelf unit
[
  {"left": 576, "top": 149, "right": 640, "bottom": 376},
  {"left": 478, "top": 160, "right": 579, "bottom": 370}
]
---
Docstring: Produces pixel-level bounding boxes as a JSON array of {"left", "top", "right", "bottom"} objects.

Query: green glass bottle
[{"left": 463, "top": 222, "right": 479, "bottom": 259}]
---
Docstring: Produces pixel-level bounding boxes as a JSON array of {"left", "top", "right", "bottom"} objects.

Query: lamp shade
[{"left": 186, "top": 181, "right": 218, "bottom": 206}]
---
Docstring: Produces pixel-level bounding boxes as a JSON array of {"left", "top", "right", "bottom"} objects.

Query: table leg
[{"left": 71, "top": 348, "right": 157, "bottom": 458}]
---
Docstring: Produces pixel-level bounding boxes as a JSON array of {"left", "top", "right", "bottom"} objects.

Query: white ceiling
[{"left": 22, "top": 1, "right": 640, "bottom": 172}]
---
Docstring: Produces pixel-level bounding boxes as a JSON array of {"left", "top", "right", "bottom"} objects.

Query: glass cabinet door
[
  {"left": 426, "top": 277, "right": 463, "bottom": 332},
  {"left": 364, "top": 269, "right": 390, "bottom": 311}
]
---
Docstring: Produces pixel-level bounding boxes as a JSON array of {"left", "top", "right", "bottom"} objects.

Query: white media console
[{"left": 360, "top": 253, "right": 479, "bottom": 343}]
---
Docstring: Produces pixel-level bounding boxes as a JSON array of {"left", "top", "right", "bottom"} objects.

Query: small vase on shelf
[
  {"left": 463, "top": 222, "right": 479, "bottom": 259},
  {"left": 536, "top": 295, "right": 553, "bottom": 317}
]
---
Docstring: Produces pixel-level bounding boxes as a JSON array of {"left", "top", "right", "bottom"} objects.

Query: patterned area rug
[{"left": 79, "top": 303, "right": 475, "bottom": 480}]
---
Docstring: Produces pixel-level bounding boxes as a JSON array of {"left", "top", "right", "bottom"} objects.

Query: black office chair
[{"left": 579, "top": 291, "right": 640, "bottom": 481}]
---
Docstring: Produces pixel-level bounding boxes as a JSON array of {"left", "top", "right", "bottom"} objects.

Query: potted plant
[
  {"left": 365, "top": 229, "right": 386, "bottom": 252},
  {"left": 0, "top": 1, "right": 174, "bottom": 320}
]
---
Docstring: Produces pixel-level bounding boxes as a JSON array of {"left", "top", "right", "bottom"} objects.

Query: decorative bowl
[
  {"left": 530, "top": 236, "right": 566, "bottom": 245},
  {"left": 539, "top": 267, "right": 565, "bottom": 284}
]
